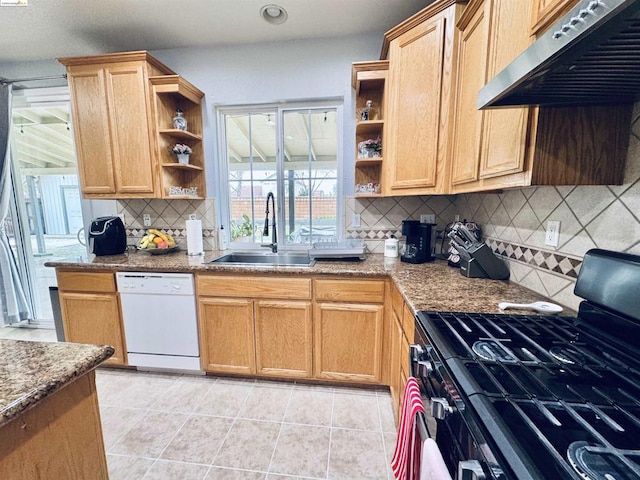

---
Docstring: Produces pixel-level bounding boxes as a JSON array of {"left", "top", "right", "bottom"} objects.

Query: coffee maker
[{"left": 401, "top": 220, "right": 435, "bottom": 264}]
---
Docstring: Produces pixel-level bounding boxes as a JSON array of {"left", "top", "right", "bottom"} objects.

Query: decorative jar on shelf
[
  {"left": 172, "top": 108, "right": 187, "bottom": 131},
  {"left": 177, "top": 153, "right": 190, "bottom": 165}
]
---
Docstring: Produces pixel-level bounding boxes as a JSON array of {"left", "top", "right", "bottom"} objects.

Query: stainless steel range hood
[{"left": 478, "top": 0, "right": 640, "bottom": 109}]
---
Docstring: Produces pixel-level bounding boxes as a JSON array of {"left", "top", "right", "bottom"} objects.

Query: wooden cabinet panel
[
  {"left": 389, "top": 310, "right": 403, "bottom": 420},
  {"left": 104, "top": 64, "right": 156, "bottom": 195},
  {"left": 59, "top": 292, "right": 126, "bottom": 366},
  {"left": 385, "top": 16, "right": 446, "bottom": 192},
  {"left": 197, "top": 275, "right": 311, "bottom": 300},
  {"left": 313, "top": 278, "right": 385, "bottom": 303},
  {"left": 57, "top": 271, "right": 116, "bottom": 293},
  {"left": 402, "top": 303, "right": 415, "bottom": 342},
  {"left": 313, "top": 302, "right": 383, "bottom": 383},
  {"left": 451, "top": 3, "right": 488, "bottom": 186},
  {"left": 254, "top": 300, "right": 313, "bottom": 378},
  {"left": 531, "top": 0, "right": 580, "bottom": 37},
  {"left": 198, "top": 298, "right": 255, "bottom": 375},
  {"left": 391, "top": 283, "right": 403, "bottom": 320},
  {"left": 66, "top": 68, "right": 116, "bottom": 195},
  {"left": 479, "top": 0, "right": 533, "bottom": 180},
  {"left": 0, "top": 372, "right": 108, "bottom": 480}
]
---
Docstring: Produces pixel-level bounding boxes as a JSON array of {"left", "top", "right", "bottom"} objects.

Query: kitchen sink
[{"left": 209, "top": 252, "right": 316, "bottom": 267}]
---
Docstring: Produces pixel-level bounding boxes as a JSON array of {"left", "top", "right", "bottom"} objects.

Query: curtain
[{"left": 0, "top": 83, "right": 31, "bottom": 325}]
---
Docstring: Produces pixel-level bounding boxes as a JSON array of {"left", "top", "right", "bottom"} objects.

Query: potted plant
[
  {"left": 358, "top": 136, "right": 382, "bottom": 158},
  {"left": 170, "top": 143, "right": 193, "bottom": 164}
]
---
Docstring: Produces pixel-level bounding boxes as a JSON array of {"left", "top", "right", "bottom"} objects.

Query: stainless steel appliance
[
  {"left": 117, "top": 272, "right": 201, "bottom": 372},
  {"left": 411, "top": 249, "right": 640, "bottom": 479},
  {"left": 88, "top": 216, "right": 127, "bottom": 256},
  {"left": 479, "top": 0, "right": 640, "bottom": 108},
  {"left": 401, "top": 220, "right": 436, "bottom": 264}
]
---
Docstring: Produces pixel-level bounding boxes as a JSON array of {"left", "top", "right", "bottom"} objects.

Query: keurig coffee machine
[{"left": 401, "top": 220, "right": 435, "bottom": 264}]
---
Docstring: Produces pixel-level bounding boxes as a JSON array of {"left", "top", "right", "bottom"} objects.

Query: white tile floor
[
  {"left": 97, "top": 370, "right": 397, "bottom": 480},
  {"left": 0, "top": 327, "right": 398, "bottom": 479}
]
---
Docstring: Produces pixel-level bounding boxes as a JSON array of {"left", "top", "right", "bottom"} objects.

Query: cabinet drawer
[
  {"left": 314, "top": 278, "right": 385, "bottom": 303},
  {"left": 197, "top": 275, "right": 311, "bottom": 299},
  {"left": 57, "top": 271, "right": 116, "bottom": 293}
]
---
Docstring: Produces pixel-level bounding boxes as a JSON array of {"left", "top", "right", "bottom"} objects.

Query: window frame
[{"left": 215, "top": 100, "right": 344, "bottom": 251}]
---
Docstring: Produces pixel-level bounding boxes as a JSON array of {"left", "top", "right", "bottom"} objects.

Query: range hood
[{"left": 478, "top": 0, "right": 640, "bottom": 109}]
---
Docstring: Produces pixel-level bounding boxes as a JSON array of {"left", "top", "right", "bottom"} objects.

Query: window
[{"left": 218, "top": 103, "right": 342, "bottom": 249}]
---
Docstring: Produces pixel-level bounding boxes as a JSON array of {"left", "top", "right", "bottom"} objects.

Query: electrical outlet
[
  {"left": 117, "top": 213, "right": 125, "bottom": 223},
  {"left": 545, "top": 220, "right": 561, "bottom": 247},
  {"left": 188, "top": 214, "right": 197, "bottom": 221},
  {"left": 454, "top": 214, "right": 460, "bottom": 222},
  {"left": 352, "top": 213, "right": 361, "bottom": 229},
  {"left": 420, "top": 214, "right": 435, "bottom": 224},
  {"left": 143, "top": 214, "right": 151, "bottom": 227}
]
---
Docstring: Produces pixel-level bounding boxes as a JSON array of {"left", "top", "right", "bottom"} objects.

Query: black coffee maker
[
  {"left": 401, "top": 220, "right": 435, "bottom": 264},
  {"left": 88, "top": 216, "right": 127, "bottom": 256}
]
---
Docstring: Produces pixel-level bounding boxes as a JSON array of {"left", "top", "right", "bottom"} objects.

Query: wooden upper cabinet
[
  {"left": 60, "top": 51, "right": 206, "bottom": 199},
  {"left": 65, "top": 68, "right": 116, "bottom": 195},
  {"left": 451, "top": 0, "right": 631, "bottom": 193},
  {"left": 382, "top": 0, "right": 467, "bottom": 196},
  {"left": 450, "top": 1, "right": 488, "bottom": 186},
  {"left": 531, "top": 0, "right": 580, "bottom": 37},
  {"left": 104, "top": 63, "right": 156, "bottom": 195}
]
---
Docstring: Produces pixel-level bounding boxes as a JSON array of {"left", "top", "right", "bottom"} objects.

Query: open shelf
[
  {"left": 356, "top": 157, "right": 384, "bottom": 166},
  {"left": 158, "top": 129, "right": 203, "bottom": 141},
  {"left": 161, "top": 163, "right": 204, "bottom": 171}
]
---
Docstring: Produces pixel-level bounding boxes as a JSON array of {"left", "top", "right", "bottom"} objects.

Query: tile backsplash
[
  {"left": 346, "top": 103, "right": 640, "bottom": 311},
  {"left": 117, "top": 198, "right": 218, "bottom": 251}
]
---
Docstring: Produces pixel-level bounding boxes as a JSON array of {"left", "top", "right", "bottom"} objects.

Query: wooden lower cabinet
[
  {"left": 313, "top": 302, "right": 384, "bottom": 383},
  {"left": 0, "top": 371, "right": 108, "bottom": 480},
  {"left": 254, "top": 300, "right": 313, "bottom": 378},
  {"left": 198, "top": 297, "right": 255, "bottom": 375},
  {"left": 57, "top": 270, "right": 126, "bottom": 366},
  {"left": 389, "top": 310, "right": 403, "bottom": 416}
]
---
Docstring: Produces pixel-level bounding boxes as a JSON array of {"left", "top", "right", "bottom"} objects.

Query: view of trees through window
[{"left": 221, "top": 106, "right": 340, "bottom": 246}]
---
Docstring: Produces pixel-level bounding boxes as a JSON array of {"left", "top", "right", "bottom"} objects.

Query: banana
[
  {"left": 166, "top": 234, "right": 176, "bottom": 247},
  {"left": 147, "top": 228, "right": 168, "bottom": 242}
]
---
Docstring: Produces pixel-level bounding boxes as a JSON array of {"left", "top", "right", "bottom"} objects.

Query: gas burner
[
  {"left": 567, "top": 441, "right": 638, "bottom": 480},
  {"left": 549, "top": 345, "right": 586, "bottom": 365},
  {"left": 472, "top": 340, "right": 517, "bottom": 362}
]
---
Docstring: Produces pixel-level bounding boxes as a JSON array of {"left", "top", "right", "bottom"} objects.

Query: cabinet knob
[{"left": 430, "top": 397, "right": 454, "bottom": 420}]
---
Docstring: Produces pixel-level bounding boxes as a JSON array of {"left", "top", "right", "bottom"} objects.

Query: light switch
[{"left": 352, "top": 213, "right": 361, "bottom": 228}]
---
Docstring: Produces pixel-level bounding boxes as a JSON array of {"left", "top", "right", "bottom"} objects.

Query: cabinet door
[
  {"left": 67, "top": 68, "right": 116, "bottom": 195},
  {"left": 479, "top": 0, "right": 532, "bottom": 179},
  {"left": 254, "top": 300, "right": 313, "bottom": 378},
  {"left": 386, "top": 15, "right": 446, "bottom": 192},
  {"left": 313, "top": 302, "right": 384, "bottom": 383},
  {"left": 104, "top": 64, "right": 156, "bottom": 195},
  {"left": 198, "top": 298, "right": 255, "bottom": 374},
  {"left": 59, "top": 292, "right": 126, "bottom": 365},
  {"left": 451, "top": 2, "right": 489, "bottom": 186},
  {"left": 531, "top": 0, "right": 580, "bottom": 36}
]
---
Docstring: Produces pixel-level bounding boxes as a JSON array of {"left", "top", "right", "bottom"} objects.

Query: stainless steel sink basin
[{"left": 209, "top": 252, "right": 316, "bottom": 267}]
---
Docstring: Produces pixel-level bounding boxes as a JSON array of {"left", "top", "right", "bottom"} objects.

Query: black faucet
[{"left": 262, "top": 192, "right": 277, "bottom": 253}]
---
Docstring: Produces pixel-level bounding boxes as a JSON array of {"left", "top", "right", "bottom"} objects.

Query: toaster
[{"left": 88, "top": 216, "right": 127, "bottom": 256}]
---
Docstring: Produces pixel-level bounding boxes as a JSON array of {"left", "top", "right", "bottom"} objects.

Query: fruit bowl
[{"left": 139, "top": 246, "right": 179, "bottom": 255}]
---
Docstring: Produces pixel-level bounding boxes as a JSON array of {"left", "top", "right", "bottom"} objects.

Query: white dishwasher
[{"left": 116, "top": 272, "right": 201, "bottom": 371}]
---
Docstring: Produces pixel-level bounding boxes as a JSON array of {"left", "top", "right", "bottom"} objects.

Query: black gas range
[{"left": 413, "top": 249, "right": 640, "bottom": 480}]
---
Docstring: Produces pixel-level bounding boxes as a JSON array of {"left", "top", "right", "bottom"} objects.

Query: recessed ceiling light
[{"left": 260, "top": 4, "right": 288, "bottom": 25}]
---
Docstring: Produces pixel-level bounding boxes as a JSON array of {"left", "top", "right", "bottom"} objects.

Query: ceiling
[{"left": 0, "top": 0, "right": 431, "bottom": 63}]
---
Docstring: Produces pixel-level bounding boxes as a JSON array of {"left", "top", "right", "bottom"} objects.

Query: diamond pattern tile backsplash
[
  {"left": 346, "top": 103, "right": 640, "bottom": 311},
  {"left": 117, "top": 198, "right": 218, "bottom": 251}
]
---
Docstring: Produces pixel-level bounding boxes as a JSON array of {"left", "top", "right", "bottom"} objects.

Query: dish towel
[
  {"left": 420, "top": 438, "right": 452, "bottom": 480},
  {"left": 392, "top": 377, "right": 426, "bottom": 480}
]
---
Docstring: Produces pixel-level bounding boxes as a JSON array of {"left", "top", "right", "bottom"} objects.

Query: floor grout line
[
  {"left": 325, "top": 389, "right": 336, "bottom": 479},
  {"left": 265, "top": 387, "right": 294, "bottom": 476}
]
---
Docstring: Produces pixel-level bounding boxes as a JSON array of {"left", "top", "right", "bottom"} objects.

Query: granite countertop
[
  {"left": 0, "top": 340, "right": 113, "bottom": 427},
  {"left": 46, "top": 250, "right": 574, "bottom": 316}
]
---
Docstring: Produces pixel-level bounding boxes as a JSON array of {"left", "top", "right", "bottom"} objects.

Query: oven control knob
[
  {"left": 430, "top": 397, "right": 454, "bottom": 420},
  {"left": 457, "top": 460, "right": 486, "bottom": 480}
]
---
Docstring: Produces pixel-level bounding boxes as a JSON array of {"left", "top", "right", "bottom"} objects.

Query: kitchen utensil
[{"left": 498, "top": 301, "right": 563, "bottom": 314}]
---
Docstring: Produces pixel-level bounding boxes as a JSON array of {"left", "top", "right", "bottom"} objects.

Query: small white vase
[{"left": 177, "top": 153, "right": 190, "bottom": 165}]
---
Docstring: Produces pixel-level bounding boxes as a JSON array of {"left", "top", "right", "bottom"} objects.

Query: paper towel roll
[{"left": 186, "top": 219, "right": 203, "bottom": 256}]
